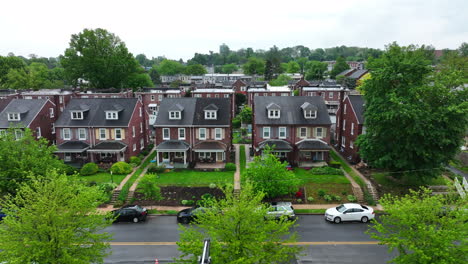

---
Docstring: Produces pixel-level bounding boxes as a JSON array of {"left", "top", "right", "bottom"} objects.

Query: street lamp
[{"left": 110, "top": 171, "right": 114, "bottom": 184}]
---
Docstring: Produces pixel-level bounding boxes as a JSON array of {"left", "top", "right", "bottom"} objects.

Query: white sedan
[{"left": 325, "top": 203, "right": 375, "bottom": 223}]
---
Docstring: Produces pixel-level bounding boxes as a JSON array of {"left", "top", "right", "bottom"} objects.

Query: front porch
[
  {"left": 296, "top": 139, "right": 330, "bottom": 168},
  {"left": 155, "top": 140, "right": 190, "bottom": 167},
  {"left": 87, "top": 141, "right": 128, "bottom": 163},
  {"left": 193, "top": 141, "right": 228, "bottom": 167}
]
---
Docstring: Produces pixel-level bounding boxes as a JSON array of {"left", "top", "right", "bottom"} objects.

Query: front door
[
  {"left": 162, "top": 152, "right": 170, "bottom": 163},
  {"left": 216, "top": 152, "right": 223, "bottom": 162}
]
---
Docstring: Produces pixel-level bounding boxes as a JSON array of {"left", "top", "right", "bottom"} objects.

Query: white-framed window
[
  {"left": 263, "top": 127, "right": 270, "bottom": 138},
  {"left": 71, "top": 111, "right": 83, "bottom": 120},
  {"left": 169, "top": 111, "right": 181, "bottom": 120},
  {"left": 158, "top": 95, "right": 163, "bottom": 101},
  {"left": 341, "top": 136, "right": 346, "bottom": 147},
  {"left": 15, "top": 129, "right": 23, "bottom": 140},
  {"left": 206, "top": 94, "right": 211, "bottom": 98},
  {"left": 36, "top": 127, "right": 41, "bottom": 138},
  {"left": 199, "top": 128, "right": 206, "bottom": 140},
  {"left": 194, "top": 94, "right": 201, "bottom": 98},
  {"left": 59, "top": 96, "right": 63, "bottom": 104},
  {"left": 254, "top": 93, "right": 259, "bottom": 96},
  {"left": 215, "top": 128, "right": 222, "bottom": 140},
  {"left": 63, "top": 128, "right": 71, "bottom": 140},
  {"left": 78, "top": 128, "right": 86, "bottom": 140},
  {"left": 60, "top": 106, "right": 63, "bottom": 112},
  {"left": 329, "top": 92, "right": 334, "bottom": 99},
  {"left": 64, "top": 153, "right": 71, "bottom": 162},
  {"left": 351, "top": 123, "right": 354, "bottom": 135},
  {"left": 316, "top": 127, "right": 323, "bottom": 138},
  {"left": 279, "top": 127, "right": 286, "bottom": 139},
  {"left": 268, "top": 110, "right": 280, "bottom": 119},
  {"left": 114, "top": 128, "right": 122, "bottom": 140},
  {"left": 51, "top": 123, "right": 55, "bottom": 134},
  {"left": 343, "top": 120, "right": 346, "bottom": 131},
  {"left": 224, "top": 94, "right": 229, "bottom": 98},
  {"left": 7, "top": 113, "right": 20, "bottom": 121},
  {"left": 163, "top": 128, "right": 170, "bottom": 140},
  {"left": 215, "top": 94, "right": 219, "bottom": 98},
  {"left": 205, "top": 110, "right": 217, "bottom": 119},
  {"left": 49, "top": 108, "right": 54, "bottom": 118},
  {"left": 304, "top": 110, "right": 316, "bottom": 119},
  {"left": 139, "top": 107, "right": 142, "bottom": 117},
  {"left": 151, "top": 95, "right": 155, "bottom": 101},
  {"left": 99, "top": 128, "right": 106, "bottom": 140},
  {"left": 350, "top": 140, "right": 354, "bottom": 149},
  {"left": 140, "top": 122, "right": 143, "bottom": 133},
  {"left": 178, "top": 128, "right": 185, "bottom": 140},
  {"left": 106, "top": 111, "right": 118, "bottom": 120},
  {"left": 133, "top": 144, "right": 136, "bottom": 151},
  {"left": 198, "top": 152, "right": 211, "bottom": 159},
  {"left": 281, "top": 93, "right": 289, "bottom": 96},
  {"left": 344, "top": 104, "right": 347, "bottom": 114},
  {"left": 140, "top": 138, "right": 145, "bottom": 150},
  {"left": 300, "top": 127, "right": 307, "bottom": 138}
]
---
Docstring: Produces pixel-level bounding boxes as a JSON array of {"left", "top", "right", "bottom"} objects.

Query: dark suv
[{"left": 112, "top": 205, "right": 148, "bottom": 223}]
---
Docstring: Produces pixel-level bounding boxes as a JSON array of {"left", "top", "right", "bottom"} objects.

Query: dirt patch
[{"left": 133, "top": 186, "right": 224, "bottom": 206}]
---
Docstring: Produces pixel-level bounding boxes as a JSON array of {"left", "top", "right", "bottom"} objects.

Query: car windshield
[{"left": 336, "top": 205, "right": 347, "bottom": 213}]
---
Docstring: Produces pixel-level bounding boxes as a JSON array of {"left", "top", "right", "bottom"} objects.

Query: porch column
[
  {"left": 157, "top": 151, "right": 160, "bottom": 166},
  {"left": 183, "top": 151, "right": 186, "bottom": 165}
]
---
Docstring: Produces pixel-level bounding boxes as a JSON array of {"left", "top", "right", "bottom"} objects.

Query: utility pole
[{"left": 198, "top": 239, "right": 211, "bottom": 264}]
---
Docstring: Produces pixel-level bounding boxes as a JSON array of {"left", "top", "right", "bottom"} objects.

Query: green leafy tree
[
  {"left": 177, "top": 182, "right": 301, "bottom": 263},
  {"left": 304, "top": 61, "right": 328, "bottom": 80},
  {"left": 184, "top": 64, "right": 207, "bottom": 75},
  {"left": 286, "top": 61, "right": 300, "bottom": 73},
  {"left": 0, "top": 170, "right": 113, "bottom": 263},
  {"left": 221, "top": 63, "right": 238, "bottom": 74},
  {"left": 60, "top": 28, "right": 137, "bottom": 88},
  {"left": 138, "top": 173, "right": 163, "bottom": 200},
  {"left": 0, "top": 56, "right": 26, "bottom": 88},
  {"left": 245, "top": 147, "right": 301, "bottom": 198},
  {"left": 296, "top": 57, "right": 308, "bottom": 74},
  {"left": 269, "top": 74, "right": 292, "bottom": 86},
  {"left": 0, "top": 128, "right": 66, "bottom": 194},
  {"left": 126, "top": 65, "right": 153, "bottom": 89},
  {"left": 357, "top": 43, "right": 468, "bottom": 180},
  {"left": 367, "top": 188, "right": 468, "bottom": 264},
  {"left": 242, "top": 57, "right": 265, "bottom": 75},
  {"left": 149, "top": 67, "right": 162, "bottom": 85},
  {"left": 329, "top": 56, "right": 350, "bottom": 79},
  {"left": 238, "top": 106, "right": 252, "bottom": 124},
  {"left": 157, "top": 59, "right": 185, "bottom": 76}
]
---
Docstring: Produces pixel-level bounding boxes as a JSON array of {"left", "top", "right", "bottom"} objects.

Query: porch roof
[
  {"left": 87, "top": 141, "right": 127, "bottom": 153},
  {"left": 193, "top": 141, "right": 226, "bottom": 152},
  {"left": 55, "top": 141, "right": 90, "bottom": 153},
  {"left": 156, "top": 140, "right": 190, "bottom": 152},
  {"left": 259, "top": 139, "right": 293, "bottom": 152},
  {"left": 296, "top": 140, "right": 330, "bottom": 150}
]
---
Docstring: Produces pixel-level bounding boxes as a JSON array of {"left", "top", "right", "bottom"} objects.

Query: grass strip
[
  {"left": 239, "top": 145, "right": 246, "bottom": 175},
  {"left": 330, "top": 151, "right": 365, "bottom": 188},
  {"left": 295, "top": 209, "right": 326, "bottom": 214},
  {"left": 118, "top": 151, "right": 157, "bottom": 202}
]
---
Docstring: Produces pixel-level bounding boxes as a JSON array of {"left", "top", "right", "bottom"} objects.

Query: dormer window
[
  {"left": 205, "top": 110, "right": 217, "bottom": 119},
  {"left": 304, "top": 110, "right": 317, "bottom": 119},
  {"left": 7, "top": 113, "right": 20, "bottom": 121},
  {"left": 268, "top": 110, "right": 280, "bottom": 119},
  {"left": 71, "top": 111, "right": 83, "bottom": 120},
  {"left": 106, "top": 111, "right": 118, "bottom": 120},
  {"left": 301, "top": 102, "right": 318, "bottom": 119},
  {"left": 169, "top": 111, "right": 181, "bottom": 120}
]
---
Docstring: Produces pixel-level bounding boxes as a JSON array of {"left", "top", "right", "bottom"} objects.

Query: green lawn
[
  {"left": 330, "top": 151, "right": 365, "bottom": 187},
  {"left": 372, "top": 172, "right": 449, "bottom": 196},
  {"left": 295, "top": 209, "right": 326, "bottom": 214},
  {"left": 294, "top": 168, "right": 350, "bottom": 184},
  {"left": 240, "top": 145, "right": 246, "bottom": 175},
  {"left": 78, "top": 172, "right": 127, "bottom": 185},
  {"left": 154, "top": 169, "right": 234, "bottom": 186}
]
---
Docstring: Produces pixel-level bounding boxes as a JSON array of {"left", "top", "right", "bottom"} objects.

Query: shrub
[
  {"left": 201, "top": 193, "right": 213, "bottom": 200},
  {"left": 209, "top": 183, "right": 217, "bottom": 189},
  {"left": 318, "top": 189, "right": 327, "bottom": 197},
  {"left": 214, "top": 168, "right": 220, "bottom": 172},
  {"left": 147, "top": 163, "right": 166, "bottom": 174},
  {"left": 181, "top": 200, "right": 195, "bottom": 206},
  {"left": 324, "top": 194, "right": 333, "bottom": 202},
  {"left": 147, "top": 143, "right": 154, "bottom": 150},
  {"left": 138, "top": 173, "right": 163, "bottom": 200},
  {"left": 130, "top": 156, "right": 142, "bottom": 166},
  {"left": 307, "top": 196, "right": 315, "bottom": 202},
  {"left": 310, "top": 166, "right": 343, "bottom": 175},
  {"left": 62, "top": 164, "right": 78, "bottom": 175},
  {"left": 98, "top": 182, "right": 118, "bottom": 193},
  {"left": 341, "top": 191, "right": 348, "bottom": 195},
  {"left": 80, "top": 162, "right": 99, "bottom": 176},
  {"left": 225, "top": 163, "right": 236, "bottom": 171},
  {"left": 334, "top": 195, "right": 342, "bottom": 201},
  {"left": 140, "top": 149, "right": 149, "bottom": 156},
  {"left": 364, "top": 191, "right": 376, "bottom": 205},
  {"left": 347, "top": 195, "right": 357, "bottom": 202},
  {"left": 110, "top": 162, "right": 133, "bottom": 175},
  {"left": 232, "top": 118, "right": 241, "bottom": 129},
  {"left": 295, "top": 190, "right": 303, "bottom": 198},
  {"left": 329, "top": 161, "right": 341, "bottom": 168}
]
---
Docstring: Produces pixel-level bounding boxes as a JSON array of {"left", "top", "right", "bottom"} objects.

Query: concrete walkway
[
  {"left": 233, "top": 144, "right": 241, "bottom": 190},
  {"left": 447, "top": 165, "right": 467, "bottom": 181}
]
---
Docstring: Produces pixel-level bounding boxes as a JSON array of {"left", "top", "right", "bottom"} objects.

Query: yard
[
  {"left": 152, "top": 169, "right": 234, "bottom": 187},
  {"left": 78, "top": 172, "right": 127, "bottom": 185},
  {"left": 370, "top": 171, "right": 449, "bottom": 196}
]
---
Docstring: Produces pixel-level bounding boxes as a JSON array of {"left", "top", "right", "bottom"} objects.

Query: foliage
[
  {"left": 304, "top": 60, "right": 328, "bottom": 80},
  {"left": 181, "top": 199, "right": 195, "bottom": 206},
  {"left": 307, "top": 196, "right": 314, "bottom": 202},
  {"left": 0, "top": 128, "right": 66, "bottom": 194},
  {"left": 323, "top": 194, "right": 333, "bottom": 202},
  {"left": 156, "top": 59, "right": 185, "bottom": 76},
  {"left": 147, "top": 163, "right": 166, "bottom": 174},
  {"left": 110, "top": 161, "right": 133, "bottom": 175},
  {"left": 330, "top": 56, "right": 350, "bottom": 79},
  {"left": 357, "top": 43, "right": 468, "bottom": 180},
  {"left": 126, "top": 70, "right": 153, "bottom": 89},
  {"left": 130, "top": 156, "right": 142, "bottom": 166},
  {"left": 221, "top": 63, "right": 238, "bottom": 74},
  {"left": 148, "top": 67, "right": 161, "bottom": 85},
  {"left": 293, "top": 89, "right": 299, "bottom": 96},
  {"left": 367, "top": 188, "right": 468, "bottom": 264},
  {"left": 347, "top": 195, "right": 357, "bottom": 202},
  {"left": 269, "top": 73, "right": 292, "bottom": 86},
  {"left": 237, "top": 106, "right": 252, "bottom": 124},
  {"left": 60, "top": 28, "right": 137, "bottom": 88},
  {"left": 224, "top": 163, "right": 236, "bottom": 171},
  {"left": 80, "top": 162, "right": 99, "bottom": 176},
  {"left": 334, "top": 195, "right": 342, "bottom": 201},
  {"left": 209, "top": 183, "right": 217, "bottom": 189},
  {"left": 285, "top": 61, "right": 300, "bottom": 73},
  {"left": 0, "top": 171, "right": 112, "bottom": 263},
  {"left": 184, "top": 64, "right": 207, "bottom": 75},
  {"left": 138, "top": 173, "right": 163, "bottom": 200},
  {"left": 242, "top": 57, "right": 265, "bottom": 75},
  {"left": 0, "top": 55, "right": 26, "bottom": 88},
  {"left": 329, "top": 161, "right": 341, "bottom": 168},
  {"left": 232, "top": 118, "right": 241, "bottom": 129},
  {"left": 177, "top": 183, "right": 301, "bottom": 263},
  {"left": 235, "top": 93, "right": 246, "bottom": 109},
  {"left": 363, "top": 190, "right": 376, "bottom": 206},
  {"left": 318, "top": 189, "right": 327, "bottom": 197},
  {"left": 310, "top": 166, "right": 343, "bottom": 175},
  {"left": 245, "top": 147, "right": 301, "bottom": 198}
]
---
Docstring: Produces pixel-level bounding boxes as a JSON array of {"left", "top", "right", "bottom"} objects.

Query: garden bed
[
  {"left": 154, "top": 170, "right": 234, "bottom": 186},
  {"left": 133, "top": 186, "right": 225, "bottom": 206}
]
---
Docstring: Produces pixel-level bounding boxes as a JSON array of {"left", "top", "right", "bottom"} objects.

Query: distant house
[
  {"left": 54, "top": 98, "right": 148, "bottom": 166},
  {"left": 299, "top": 84, "right": 348, "bottom": 116},
  {"left": 191, "top": 88, "right": 235, "bottom": 116},
  {"left": 0, "top": 89, "right": 19, "bottom": 112},
  {"left": 247, "top": 85, "right": 292, "bottom": 108},
  {"left": 135, "top": 87, "right": 184, "bottom": 126},
  {"left": 335, "top": 95, "right": 365, "bottom": 163},
  {"left": 20, "top": 89, "right": 73, "bottom": 115},
  {"left": 253, "top": 96, "right": 332, "bottom": 167},
  {"left": 0, "top": 99, "right": 57, "bottom": 142},
  {"left": 74, "top": 89, "right": 133, "bottom": 99},
  {"left": 154, "top": 98, "right": 232, "bottom": 169}
]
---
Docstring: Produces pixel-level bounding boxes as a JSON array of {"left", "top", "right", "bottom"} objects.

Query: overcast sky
[{"left": 1, "top": 0, "right": 466, "bottom": 60}]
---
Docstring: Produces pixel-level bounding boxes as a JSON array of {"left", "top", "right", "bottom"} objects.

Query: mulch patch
[
  {"left": 263, "top": 187, "right": 306, "bottom": 204},
  {"left": 133, "top": 186, "right": 224, "bottom": 206}
]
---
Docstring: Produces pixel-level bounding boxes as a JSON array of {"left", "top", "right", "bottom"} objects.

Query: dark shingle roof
[
  {"left": 348, "top": 95, "right": 365, "bottom": 124},
  {"left": 156, "top": 140, "right": 190, "bottom": 151},
  {"left": 259, "top": 139, "right": 293, "bottom": 151},
  {"left": 297, "top": 140, "right": 330, "bottom": 150},
  {"left": 56, "top": 141, "right": 90, "bottom": 153},
  {"left": 254, "top": 96, "right": 331, "bottom": 125},
  {"left": 0, "top": 99, "right": 48, "bottom": 128},
  {"left": 348, "top": 70, "right": 368, "bottom": 79},
  {"left": 55, "top": 98, "right": 138, "bottom": 127},
  {"left": 89, "top": 141, "right": 127, "bottom": 151},
  {"left": 193, "top": 141, "right": 226, "bottom": 151}
]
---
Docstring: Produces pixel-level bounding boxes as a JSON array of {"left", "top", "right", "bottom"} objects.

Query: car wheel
[
  {"left": 133, "top": 217, "right": 139, "bottom": 223},
  {"left": 361, "top": 216, "right": 369, "bottom": 223},
  {"left": 334, "top": 217, "right": 341, "bottom": 224},
  {"left": 181, "top": 217, "right": 190, "bottom": 224}
]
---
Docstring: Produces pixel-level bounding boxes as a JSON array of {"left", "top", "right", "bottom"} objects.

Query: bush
[
  {"left": 341, "top": 191, "right": 348, "bottom": 195},
  {"left": 347, "top": 195, "right": 357, "bottom": 202},
  {"left": 201, "top": 193, "right": 213, "bottom": 200},
  {"left": 147, "top": 143, "right": 154, "bottom": 150},
  {"left": 225, "top": 163, "right": 236, "bottom": 171},
  {"left": 130, "top": 156, "right": 142, "bottom": 166},
  {"left": 334, "top": 195, "right": 342, "bottom": 201},
  {"left": 140, "top": 149, "right": 149, "bottom": 156},
  {"left": 209, "top": 183, "right": 217, "bottom": 189},
  {"left": 110, "top": 162, "right": 133, "bottom": 175},
  {"left": 318, "top": 189, "right": 327, "bottom": 197},
  {"left": 364, "top": 191, "right": 376, "bottom": 206},
  {"left": 329, "top": 161, "right": 341, "bottom": 168},
  {"left": 296, "top": 199, "right": 302, "bottom": 203},
  {"left": 295, "top": 190, "right": 303, "bottom": 198},
  {"left": 324, "top": 194, "right": 333, "bottom": 202},
  {"left": 80, "top": 162, "right": 99, "bottom": 176},
  {"left": 307, "top": 196, "right": 315, "bottom": 202},
  {"left": 232, "top": 118, "right": 241, "bottom": 129},
  {"left": 310, "top": 166, "right": 343, "bottom": 175},
  {"left": 138, "top": 173, "right": 163, "bottom": 200},
  {"left": 147, "top": 163, "right": 166, "bottom": 174},
  {"left": 62, "top": 164, "right": 78, "bottom": 175},
  {"left": 181, "top": 200, "right": 195, "bottom": 206}
]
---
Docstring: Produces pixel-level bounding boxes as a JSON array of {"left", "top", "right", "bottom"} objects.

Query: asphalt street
[{"left": 104, "top": 215, "right": 396, "bottom": 264}]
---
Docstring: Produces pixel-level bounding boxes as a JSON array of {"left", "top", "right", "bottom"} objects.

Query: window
[
  {"left": 304, "top": 110, "right": 316, "bottom": 119},
  {"left": 341, "top": 136, "right": 346, "bottom": 147},
  {"left": 133, "top": 144, "right": 136, "bottom": 151},
  {"left": 281, "top": 93, "right": 288, "bottom": 96},
  {"left": 140, "top": 122, "right": 143, "bottom": 133},
  {"left": 140, "top": 138, "right": 145, "bottom": 150},
  {"left": 60, "top": 106, "right": 63, "bottom": 112},
  {"left": 350, "top": 140, "right": 354, "bottom": 149},
  {"left": 158, "top": 95, "right": 163, "bottom": 101},
  {"left": 329, "top": 92, "right": 334, "bottom": 99},
  {"left": 254, "top": 93, "right": 259, "bottom": 96},
  {"left": 163, "top": 128, "right": 170, "bottom": 140},
  {"left": 199, "top": 128, "right": 206, "bottom": 140},
  {"left": 71, "top": 111, "right": 83, "bottom": 120},
  {"left": 7, "top": 113, "right": 20, "bottom": 121},
  {"left": 215, "top": 128, "right": 221, "bottom": 140},
  {"left": 205, "top": 111, "right": 217, "bottom": 119},
  {"left": 78, "top": 128, "right": 86, "bottom": 140},
  {"left": 351, "top": 123, "right": 354, "bottom": 135},
  {"left": 24, "top": 96, "right": 32, "bottom": 99},
  {"left": 106, "top": 111, "right": 118, "bottom": 120},
  {"left": 151, "top": 95, "right": 155, "bottom": 101},
  {"left": 224, "top": 94, "right": 229, "bottom": 98},
  {"left": 343, "top": 120, "right": 346, "bottom": 131},
  {"left": 63, "top": 128, "right": 71, "bottom": 140},
  {"left": 344, "top": 104, "right": 347, "bottom": 114},
  {"left": 206, "top": 94, "right": 211, "bottom": 98},
  {"left": 59, "top": 96, "right": 63, "bottom": 104},
  {"left": 316, "top": 127, "right": 323, "bottom": 138},
  {"left": 49, "top": 108, "right": 54, "bottom": 118},
  {"left": 179, "top": 128, "right": 185, "bottom": 140},
  {"left": 268, "top": 110, "right": 280, "bottom": 119},
  {"left": 51, "top": 123, "right": 55, "bottom": 134},
  {"left": 99, "top": 128, "right": 106, "bottom": 140},
  {"left": 139, "top": 107, "right": 142, "bottom": 117},
  {"left": 132, "top": 126, "right": 136, "bottom": 137},
  {"left": 279, "top": 127, "right": 286, "bottom": 139},
  {"left": 263, "top": 127, "right": 270, "bottom": 138},
  {"left": 169, "top": 111, "right": 181, "bottom": 120},
  {"left": 215, "top": 94, "right": 219, "bottom": 98},
  {"left": 36, "top": 127, "right": 41, "bottom": 138},
  {"left": 115, "top": 128, "right": 122, "bottom": 140},
  {"left": 64, "top": 153, "right": 71, "bottom": 162},
  {"left": 194, "top": 94, "right": 201, "bottom": 98},
  {"left": 300, "top": 127, "right": 307, "bottom": 138}
]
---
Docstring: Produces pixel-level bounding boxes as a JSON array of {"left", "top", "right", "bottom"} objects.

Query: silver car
[{"left": 266, "top": 202, "right": 296, "bottom": 221}]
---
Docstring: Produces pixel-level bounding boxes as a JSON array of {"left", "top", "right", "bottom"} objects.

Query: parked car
[
  {"left": 265, "top": 202, "right": 296, "bottom": 221},
  {"left": 112, "top": 205, "right": 148, "bottom": 223},
  {"left": 325, "top": 203, "right": 374, "bottom": 224},
  {"left": 0, "top": 209, "right": 6, "bottom": 221},
  {"left": 177, "top": 206, "right": 211, "bottom": 224}
]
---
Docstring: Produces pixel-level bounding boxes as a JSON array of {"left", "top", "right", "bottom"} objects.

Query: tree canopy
[
  {"left": 156, "top": 59, "right": 185, "bottom": 76},
  {"left": 329, "top": 56, "right": 349, "bottom": 79},
  {"left": 221, "top": 63, "right": 238, "bottom": 74},
  {"left": 242, "top": 57, "right": 265, "bottom": 75},
  {"left": 184, "top": 64, "right": 207, "bottom": 75},
  {"left": 304, "top": 60, "right": 328, "bottom": 80},
  {"left": 269, "top": 74, "right": 292, "bottom": 86}
]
